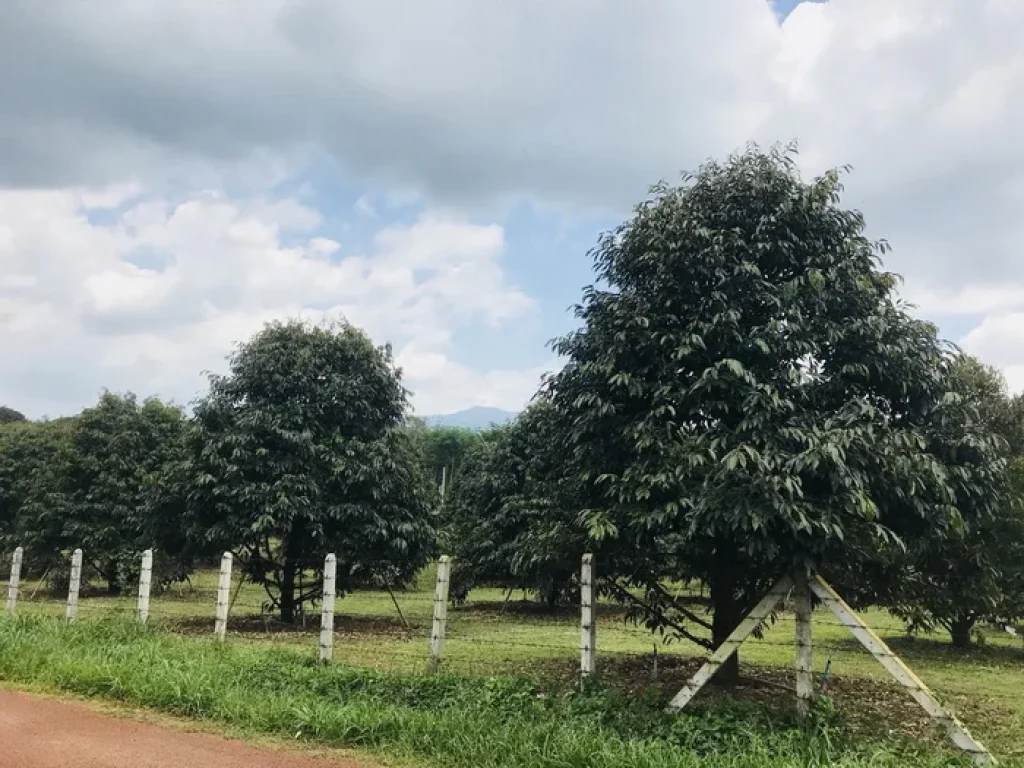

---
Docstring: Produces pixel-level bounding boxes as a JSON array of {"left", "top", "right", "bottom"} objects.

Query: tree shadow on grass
[
  {"left": 166, "top": 612, "right": 425, "bottom": 639},
  {"left": 455, "top": 599, "right": 635, "bottom": 621},
  {"left": 524, "top": 654, "right": 988, "bottom": 753},
  {"left": 874, "top": 632, "right": 1024, "bottom": 667}
]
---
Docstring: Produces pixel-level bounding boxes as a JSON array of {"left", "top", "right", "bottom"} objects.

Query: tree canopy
[
  {"left": 408, "top": 423, "right": 485, "bottom": 504},
  {"left": 1, "top": 393, "right": 189, "bottom": 593},
  {"left": 0, "top": 406, "right": 27, "bottom": 425},
  {"left": 881, "top": 356, "right": 1024, "bottom": 646},
  {"left": 65, "top": 392, "right": 190, "bottom": 593},
  {"left": 447, "top": 402, "right": 584, "bottom": 605},
  {"left": 0, "top": 417, "right": 75, "bottom": 574},
  {"left": 545, "top": 145, "right": 1004, "bottom": 673},
  {"left": 0, "top": 394, "right": 188, "bottom": 593},
  {"left": 175, "top": 320, "right": 437, "bottom": 623}
]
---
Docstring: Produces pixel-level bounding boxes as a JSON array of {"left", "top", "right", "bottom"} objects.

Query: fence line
[
  {"left": 0, "top": 549, "right": 1009, "bottom": 665},
  {"left": 0, "top": 544, "right": 1012, "bottom": 765}
]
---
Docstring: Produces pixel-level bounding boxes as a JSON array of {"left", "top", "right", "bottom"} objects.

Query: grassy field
[{"left": 2, "top": 565, "right": 1023, "bottom": 766}]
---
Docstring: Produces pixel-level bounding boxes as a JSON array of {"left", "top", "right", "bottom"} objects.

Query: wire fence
[
  {"left": 5, "top": 545, "right": 1020, "bottom": 764},
  {"left": 2, "top": 546, "right": 1022, "bottom": 694}
]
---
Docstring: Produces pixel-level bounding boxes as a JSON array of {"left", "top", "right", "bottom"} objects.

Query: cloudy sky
[{"left": 2, "top": 0, "right": 1023, "bottom": 418}]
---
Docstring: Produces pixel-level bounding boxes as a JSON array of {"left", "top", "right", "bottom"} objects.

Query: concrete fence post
[
  {"left": 214, "top": 552, "right": 233, "bottom": 641},
  {"left": 428, "top": 556, "right": 452, "bottom": 672},
  {"left": 6, "top": 546, "right": 23, "bottom": 612},
  {"left": 319, "top": 553, "right": 337, "bottom": 662},
  {"left": 137, "top": 549, "right": 154, "bottom": 625},
  {"left": 794, "top": 571, "right": 814, "bottom": 716},
  {"left": 580, "top": 553, "right": 596, "bottom": 683},
  {"left": 66, "top": 548, "right": 83, "bottom": 622}
]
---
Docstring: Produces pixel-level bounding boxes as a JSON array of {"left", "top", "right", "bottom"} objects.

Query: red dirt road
[{"left": 0, "top": 690, "right": 370, "bottom": 768}]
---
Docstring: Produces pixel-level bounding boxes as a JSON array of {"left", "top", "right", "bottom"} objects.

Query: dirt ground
[{"left": 0, "top": 690, "right": 372, "bottom": 768}]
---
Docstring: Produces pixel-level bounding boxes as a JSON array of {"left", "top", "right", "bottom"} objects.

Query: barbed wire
[
  {"left": 0, "top": 596, "right": 970, "bottom": 643},
  {"left": 8, "top": 556, "right": 1019, "bottom": 696},
  {"left": 446, "top": 636, "right": 577, "bottom": 653}
]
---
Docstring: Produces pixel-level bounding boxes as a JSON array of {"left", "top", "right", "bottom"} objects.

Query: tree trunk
[
  {"left": 950, "top": 617, "right": 974, "bottom": 649},
  {"left": 280, "top": 559, "right": 297, "bottom": 625},
  {"left": 545, "top": 587, "right": 558, "bottom": 609},
  {"left": 106, "top": 564, "right": 121, "bottom": 596},
  {"left": 709, "top": 550, "right": 741, "bottom": 683},
  {"left": 544, "top": 573, "right": 566, "bottom": 608},
  {"left": 278, "top": 525, "right": 304, "bottom": 625}
]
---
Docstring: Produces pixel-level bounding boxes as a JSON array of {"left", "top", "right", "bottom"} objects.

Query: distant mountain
[{"left": 422, "top": 406, "right": 518, "bottom": 430}]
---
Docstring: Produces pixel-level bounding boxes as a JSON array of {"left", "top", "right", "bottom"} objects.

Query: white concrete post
[
  {"left": 319, "top": 553, "right": 337, "bottom": 662},
  {"left": 6, "top": 546, "right": 23, "bottom": 612},
  {"left": 794, "top": 571, "right": 814, "bottom": 716},
  {"left": 65, "top": 548, "right": 83, "bottom": 622},
  {"left": 214, "top": 552, "right": 233, "bottom": 641},
  {"left": 137, "top": 549, "right": 154, "bottom": 625},
  {"left": 580, "top": 553, "right": 596, "bottom": 682},
  {"left": 428, "top": 556, "right": 452, "bottom": 672}
]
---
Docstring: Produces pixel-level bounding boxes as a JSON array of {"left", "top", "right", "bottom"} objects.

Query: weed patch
[{"left": 0, "top": 615, "right": 976, "bottom": 768}]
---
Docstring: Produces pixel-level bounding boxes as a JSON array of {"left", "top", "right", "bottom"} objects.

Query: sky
[{"left": 2, "top": 0, "right": 1023, "bottom": 418}]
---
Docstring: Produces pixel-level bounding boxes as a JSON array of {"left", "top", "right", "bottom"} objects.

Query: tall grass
[{"left": 0, "top": 615, "right": 967, "bottom": 767}]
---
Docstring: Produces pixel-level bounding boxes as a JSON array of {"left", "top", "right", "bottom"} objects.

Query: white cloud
[
  {"left": 396, "top": 337, "right": 553, "bottom": 415},
  {"left": 354, "top": 194, "right": 376, "bottom": 218},
  {"left": 764, "top": 1, "right": 1024, "bottom": 342},
  {"left": 3, "top": 1, "right": 1024, "bottom": 407},
  {"left": 0, "top": 187, "right": 537, "bottom": 417},
  {"left": 902, "top": 284, "right": 1024, "bottom": 317},
  {"left": 961, "top": 313, "right": 1024, "bottom": 394},
  {"left": 78, "top": 182, "right": 143, "bottom": 210},
  {"left": 901, "top": 282, "right": 1024, "bottom": 393}
]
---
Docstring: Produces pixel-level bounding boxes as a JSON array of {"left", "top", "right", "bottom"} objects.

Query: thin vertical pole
[
  {"left": 6, "top": 546, "right": 23, "bottom": 612},
  {"left": 580, "top": 553, "right": 596, "bottom": 683},
  {"left": 214, "top": 552, "right": 233, "bottom": 641},
  {"left": 65, "top": 548, "right": 83, "bottom": 622},
  {"left": 428, "top": 556, "right": 452, "bottom": 672},
  {"left": 137, "top": 549, "right": 153, "bottom": 625},
  {"left": 794, "top": 571, "right": 814, "bottom": 716},
  {"left": 319, "top": 553, "right": 337, "bottom": 662}
]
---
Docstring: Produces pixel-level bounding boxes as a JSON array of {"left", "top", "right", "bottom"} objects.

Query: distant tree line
[
  {"left": 1, "top": 321, "right": 438, "bottom": 623},
  {"left": 3, "top": 145, "right": 1023, "bottom": 660}
]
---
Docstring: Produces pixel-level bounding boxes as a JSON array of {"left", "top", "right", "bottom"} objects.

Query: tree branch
[
  {"left": 228, "top": 572, "right": 247, "bottom": 614},
  {"left": 606, "top": 580, "right": 715, "bottom": 650},
  {"left": 386, "top": 586, "right": 411, "bottom": 630},
  {"left": 645, "top": 579, "right": 714, "bottom": 630}
]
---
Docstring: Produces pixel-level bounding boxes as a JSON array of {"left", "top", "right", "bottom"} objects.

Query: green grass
[
  {"left": 0, "top": 615, "right": 973, "bottom": 768},
  {"left": 3, "top": 567, "right": 1023, "bottom": 765}
]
